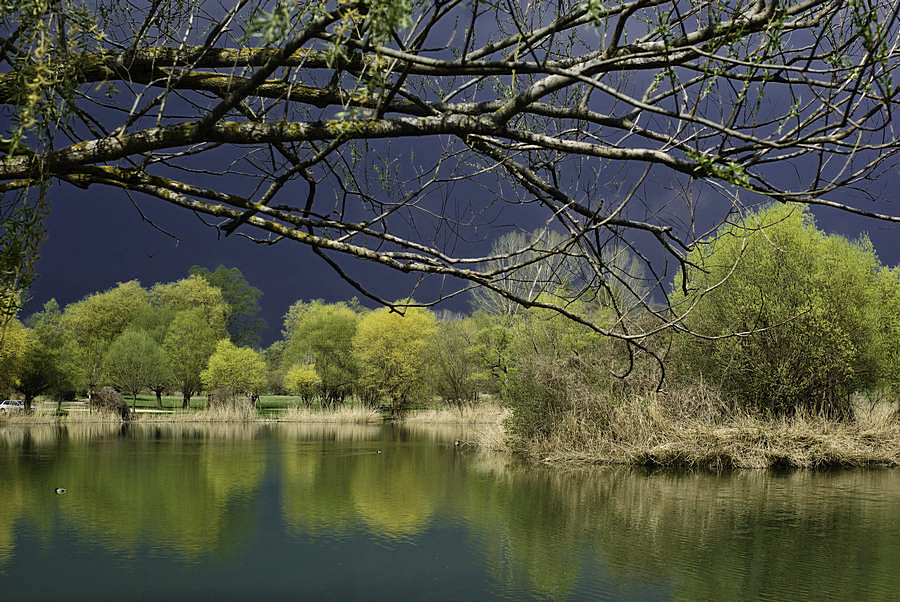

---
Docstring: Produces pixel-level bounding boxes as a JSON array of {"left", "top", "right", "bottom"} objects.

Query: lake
[{"left": 2, "top": 421, "right": 900, "bottom": 600}]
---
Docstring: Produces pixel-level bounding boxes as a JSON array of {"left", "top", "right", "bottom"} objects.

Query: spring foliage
[
  {"left": 201, "top": 340, "right": 267, "bottom": 396},
  {"left": 3, "top": 0, "right": 899, "bottom": 352},
  {"left": 672, "top": 205, "right": 900, "bottom": 417},
  {"left": 282, "top": 300, "right": 359, "bottom": 404},
  {"left": 352, "top": 306, "right": 435, "bottom": 413},
  {"left": 102, "top": 328, "right": 171, "bottom": 406},
  {"left": 283, "top": 364, "right": 321, "bottom": 406},
  {"left": 164, "top": 309, "right": 219, "bottom": 408}
]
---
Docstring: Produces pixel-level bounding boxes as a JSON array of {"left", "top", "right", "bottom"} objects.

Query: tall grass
[
  {"left": 133, "top": 404, "right": 262, "bottom": 422},
  {"left": 0, "top": 404, "right": 61, "bottom": 424},
  {"left": 278, "top": 405, "right": 382, "bottom": 423},
  {"left": 1, "top": 400, "right": 506, "bottom": 427},
  {"left": 516, "top": 383, "right": 900, "bottom": 469},
  {"left": 403, "top": 402, "right": 506, "bottom": 425}
]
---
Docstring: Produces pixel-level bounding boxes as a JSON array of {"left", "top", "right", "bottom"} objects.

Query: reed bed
[
  {"left": 277, "top": 405, "right": 382, "bottom": 423},
  {"left": 133, "top": 404, "right": 263, "bottom": 422},
  {"left": 8, "top": 393, "right": 898, "bottom": 470},
  {"left": 403, "top": 403, "right": 507, "bottom": 425},
  {"left": 470, "top": 418, "right": 508, "bottom": 452},
  {"left": 1, "top": 404, "right": 70, "bottom": 424},
  {"left": 519, "top": 390, "right": 900, "bottom": 469}
]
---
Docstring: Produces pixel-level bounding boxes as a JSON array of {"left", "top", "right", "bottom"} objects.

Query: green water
[{"left": 1, "top": 421, "right": 900, "bottom": 600}]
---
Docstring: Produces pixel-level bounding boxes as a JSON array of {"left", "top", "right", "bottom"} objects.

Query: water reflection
[
  {"left": 0, "top": 423, "right": 267, "bottom": 563},
  {"left": 278, "top": 423, "right": 382, "bottom": 539},
  {"left": 1, "top": 423, "right": 900, "bottom": 600}
]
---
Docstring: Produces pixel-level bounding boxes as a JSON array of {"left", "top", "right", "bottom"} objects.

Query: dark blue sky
[{"left": 27, "top": 182, "right": 477, "bottom": 345}]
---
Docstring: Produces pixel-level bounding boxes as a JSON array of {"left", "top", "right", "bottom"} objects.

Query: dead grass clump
[
  {"left": 472, "top": 419, "right": 508, "bottom": 452},
  {"left": 655, "top": 381, "right": 732, "bottom": 424}
]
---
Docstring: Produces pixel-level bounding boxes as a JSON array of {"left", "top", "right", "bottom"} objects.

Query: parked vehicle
[{"left": 0, "top": 399, "right": 25, "bottom": 412}]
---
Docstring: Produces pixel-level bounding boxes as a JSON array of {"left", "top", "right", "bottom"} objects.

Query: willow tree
[{"left": 2, "top": 0, "right": 900, "bottom": 364}]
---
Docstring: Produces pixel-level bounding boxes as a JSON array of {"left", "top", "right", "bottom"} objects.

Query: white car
[{"left": 0, "top": 399, "right": 25, "bottom": 412}]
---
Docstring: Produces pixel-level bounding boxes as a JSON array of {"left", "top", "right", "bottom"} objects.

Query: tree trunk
[
  {"left": 182, "top": 391, "right": 191, "bottom": 410},
  {"left": 156, "top": 389, "right": 163, "bottom": 409}
]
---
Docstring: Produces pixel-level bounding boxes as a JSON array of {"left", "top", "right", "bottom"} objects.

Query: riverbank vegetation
[
  {"left": 3, "top": 207, "right": 900, "bottom": 469},
  {"left": 513, "top": 386, "right": 900, "bottom": 469},
  {"left": 496, "top": 206, "right": 900, "bottom": 468}
]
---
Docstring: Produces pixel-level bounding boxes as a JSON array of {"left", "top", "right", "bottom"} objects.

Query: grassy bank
[{"left": 511, "top": 390, "right": 900, "bottom": 469}]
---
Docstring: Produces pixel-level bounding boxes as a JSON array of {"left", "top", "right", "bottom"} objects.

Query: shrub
[
  {"left": 497, "top": 297, "right": 625, "bottom": 444},
  {"left": 201, "top": 340, "right": 267, "bottom": 398},
  {"left": 671, "top": 204, "right": 900, "bottom": 418},
  {"left": 502, "top": 356, "right": 574, "bottom": 443},
  {"left": 284, "top": 363, "right": 321, "bottom": 407}
]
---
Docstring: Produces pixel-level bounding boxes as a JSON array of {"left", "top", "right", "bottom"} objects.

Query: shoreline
[
  {"left": 5, "top": 402, "right": 900, "bottom": 470},
  {"left": 513, "top": 411, "right": 900, "bottom": 470}
]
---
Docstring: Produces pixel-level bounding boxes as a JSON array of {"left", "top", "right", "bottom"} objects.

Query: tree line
[
  {"left": 0, "top": 265, "right": 270, "bottom": 411},
  {"left": 2, "top": 206, "right": 900, "bottom": 443}
]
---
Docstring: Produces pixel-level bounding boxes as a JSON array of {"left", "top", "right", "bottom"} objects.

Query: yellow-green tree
[
  {"left": 18, "top": 300, "right": 83, "bottom": 410},
  {"left": 282, "top": 300, "right": 360, "bottom": 405},
  {"left": 672, "top": 204, "right": 900, "bottom": 418},
  {"left": 150, "top": 275, "right": 228, "bottom": 339},
  {"left": 102, "top": 328, "right": 171, "bottom": 410},
  {"left": 352, "top": 307, "right": 435, "bottom": 415},
  {"left": 61, "top": 281, "right": 151, "bottom": 390},
  {"left": 201, "top": 340, "right": 266, "bottom": 398},
  {"left": 0, "top": 318, "right": 27, "bottom": 398},
  {"left": 283, "top": 364, "right": 321, "bottom": 407},
  {"left": 164, "top": 309, "right": 219, "bottom": 409}
]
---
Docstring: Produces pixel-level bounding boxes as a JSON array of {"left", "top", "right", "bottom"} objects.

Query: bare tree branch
[{"left": 1, "top": 0, "right": 899, "bottom": 357}]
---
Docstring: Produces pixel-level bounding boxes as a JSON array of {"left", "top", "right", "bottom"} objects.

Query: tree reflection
[
  {"left": 0, "top": 424, "right": 266, "bottom": 563},
  {"left": 3, "top": 425, "right": 900, "bottom": 600},
  {"left": 278, "top": 424, "right": 444, "bottom": 541},
  {"left": 458, "top": 461, "right": 900, "bottom": 600}
]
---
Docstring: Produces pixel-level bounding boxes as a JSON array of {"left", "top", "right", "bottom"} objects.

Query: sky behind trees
[
  {"left": 28, "top": 171, "right": 900, "bottom": 349},
  {"left": 28, "top": 183, "right": 474, "bottom": 345}
]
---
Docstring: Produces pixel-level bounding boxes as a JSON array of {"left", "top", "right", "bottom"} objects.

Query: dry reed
[
  {"left": 521, "top": 388, "right": 900, "bottom": 469},
  {"left": 277, "top": 405, "right": 382, "bottom": 423},
  {"left": 403, "top": 403, "right": 506, "bottom": 425},
  {"left": 0, "top": 404, "right": 61, "bottom": 424},
  {"left": 132, "top": 404, "right": 263, "bottom": 422}
]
